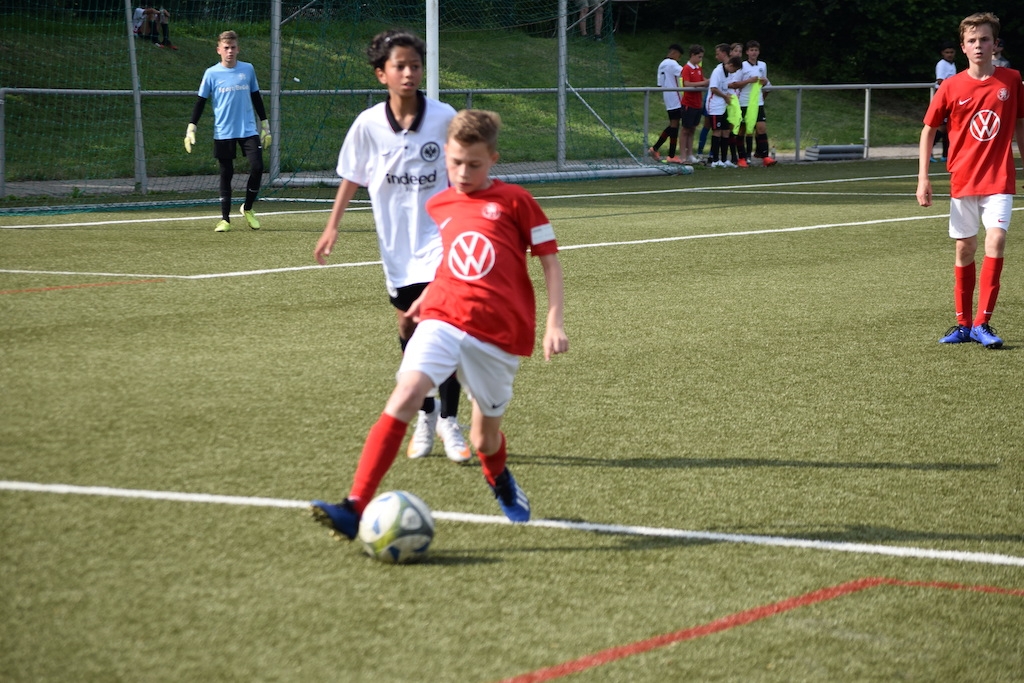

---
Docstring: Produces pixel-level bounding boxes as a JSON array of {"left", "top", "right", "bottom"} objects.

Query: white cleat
[
  {"left": 406, "top": 402, "right": 439, "bottom": 459},
  {"left": 437, "top": 415, "right": 472, "bottom": 463}
]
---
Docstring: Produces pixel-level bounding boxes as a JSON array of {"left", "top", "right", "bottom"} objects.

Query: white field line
[
  {"left": 0, "top": 174, "right": 925, "bottom": 231},
  {"left": 0, "top": 204, "right": 371, "bottom": 230},
  {"left": 2, "top": 480, "right": 1022, "bottom": 568}
]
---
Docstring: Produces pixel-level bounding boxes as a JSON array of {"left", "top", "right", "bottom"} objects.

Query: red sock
[
  {"left": 954, "top": 262, "right": 976, "bottom": 327},
  {"left": 479, "top": 432, "right": 507, "bottom": 486},
  {"left": 974, "top": 257, "right": 1004, "bottom": 326},
  {"left": 348, "top": 412, "right": 408, "bottom": 514}
]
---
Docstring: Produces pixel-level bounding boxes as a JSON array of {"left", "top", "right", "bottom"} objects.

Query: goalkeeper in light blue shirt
[{"left": 185, "top": 30, "right": 271, "bottom": 232}]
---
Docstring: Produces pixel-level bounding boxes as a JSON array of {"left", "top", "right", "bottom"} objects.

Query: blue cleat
[
  {"left": 970, "top": 323, "right": 1003, "bottom": 348},
  {"left": 938, "top": 325, "right": 972, "bottom": 344},
  {"left": 310, "top": 498, "right": 359, "bottom": 540},
  {"left": 489, "top": 468, "right": 530, "bottom": 522}
]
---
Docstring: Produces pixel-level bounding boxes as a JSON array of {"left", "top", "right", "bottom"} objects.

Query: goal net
[{"left": 1, "top": 0, "right": 670, "bottom": 212}]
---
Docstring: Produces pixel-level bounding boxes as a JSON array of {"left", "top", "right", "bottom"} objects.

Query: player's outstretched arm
[
  {"left": 916, "top": 125, "right": 938, "bottom": 207},
  {"left": 539, "top": 253, "right": 568, "bottom": 361},
  {"left": 315, "top": 180, "right": 361, "bottom": 265}
]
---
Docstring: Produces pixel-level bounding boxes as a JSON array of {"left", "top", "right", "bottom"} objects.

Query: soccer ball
[{"left": 358, "top": 491, "right": 435, "bottom": 564}]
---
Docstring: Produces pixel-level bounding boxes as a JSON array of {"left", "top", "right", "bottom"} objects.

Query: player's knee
[{"left": 470, "top": 427, "right": 500, "bottom": 455}]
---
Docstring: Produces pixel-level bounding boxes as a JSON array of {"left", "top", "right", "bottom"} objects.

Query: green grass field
[{"left": 2, "top": 160, "right": 1023, "bottom": 681}]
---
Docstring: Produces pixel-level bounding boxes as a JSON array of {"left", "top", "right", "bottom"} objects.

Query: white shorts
[
  {"left": 949, "top": 195, "right": 1013, "bottom": 239},
  {"left": 399, "top": 319, "right": 520, "bottom": 417}
]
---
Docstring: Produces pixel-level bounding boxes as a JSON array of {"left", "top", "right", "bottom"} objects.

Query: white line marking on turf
[
  {"left": 3, "top": 481, "right": 1022, "bottom": 567},
  {"left": 0, "top": 205, "right": 370, "bottom": 230},
  {"left": 0, "top": 213, "right": 953, "bottom": 280}
]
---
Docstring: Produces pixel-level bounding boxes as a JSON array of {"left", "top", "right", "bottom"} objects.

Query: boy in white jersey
[
  {"left": 918, "top": 12, "right": 1024, "bottom": 349},
  {"left": 648, "top": 44, "right": 685, "bottom": 163},
  {"left": 931, "top": 42, "right": 958, "bottom": 161},
  {"left": 310, "top": 109, "right": 568, "bottom": 540},
  {"left": 314, "top": 30, "right": 470, "bottom": 463},
  {"left": 706, "top": 56, "right": 741, "bottom": 167},
  {"left": 729, "top": 40, "right": 776, "bottom": 167},
  {"left": 185, "top": 31, "right": 270, "bottom": 232}
]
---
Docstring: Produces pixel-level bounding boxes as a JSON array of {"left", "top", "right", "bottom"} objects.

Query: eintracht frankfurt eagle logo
[
  {"left": 970, "top": 110, "right": 1000, "bottom": 142},
  {"left": 448, "top": 232, "right": 495, "bottom": 280}
]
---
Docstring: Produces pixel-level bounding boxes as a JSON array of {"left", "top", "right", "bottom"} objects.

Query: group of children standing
[{"left": 650, "top": 40, "right": 777, "bottom": 168}]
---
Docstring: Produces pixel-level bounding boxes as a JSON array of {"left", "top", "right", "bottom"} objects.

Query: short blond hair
[
  {"left": 959, "top": 12, "right": 999, "bottom": 43},
  {"left": 218, "top": 30, "right": 239, "bottom": 44},
  {"left": 447, "top": 109, "right": 501, "bottom": 153}
]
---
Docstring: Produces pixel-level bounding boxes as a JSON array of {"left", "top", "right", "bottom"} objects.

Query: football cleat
[
  {"left": 310, "top": 498, "right": 359, "bottom": 540},
  {"left": 214, "top": 219, "right": 231, "bottom": 232},
  {"left": 665, "top": 156, "right": 684, "bottom": 164},
  {"left": 407, "top": 401, "right": 440, "bottom": 459},
  {"left": 240, "top": 207, "right": 261, "bottom": 230},
  {"left": 437, "top": 415, "right": 472, "bottom": 463},
  {"left": 686, "top": 155, "right": 701, "bottom": 164},
  {"left": 489, "top": 468, "right": 530, "bottom": 522},
  {"left": 970, "top": 323, "right": 1003, "bottom": 348},
  {"left": 723, "top": 160, "right": 738, "bottom": 168},
  {"left": 648, "top": 147, "right": 661, "bottom": 161},
  {"left": 763, "top": 157, "right": 778, "bottom": 167},
  {"left": 710, "top": 160, "right": 726, "bottom": 168},
  {"left": 737, "top": 158, "right": 749, "bottom": 168},
  {"left": 938, "top": 324, "right": 972, "bottom": 344}
]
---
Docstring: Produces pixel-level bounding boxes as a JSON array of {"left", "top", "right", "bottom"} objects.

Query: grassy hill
[{"left": 1, "top": 19, "right": 928, "bottom": 193}]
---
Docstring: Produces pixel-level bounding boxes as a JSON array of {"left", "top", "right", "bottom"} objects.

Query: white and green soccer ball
[{"left": 358, "top": 491, "right": 435, "bottom": 564}]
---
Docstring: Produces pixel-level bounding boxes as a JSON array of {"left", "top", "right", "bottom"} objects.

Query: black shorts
[
  {"left": 389, "top": 282, "right": 429, "bottom": 312},
  {"left": 665, "top": 106, "right": 683, "bottom": 123},
  {"left": 707, "top": 114, "right": 730, "bottom": 131},
  {"left": 213, "top": 135, "right": 261, "bottom": 161},
  {"left": 739, "top": 105, "right": 767, "bottom": 126},
  {"left": 680, "top": 106, "right": 702, "bottom": 129}
]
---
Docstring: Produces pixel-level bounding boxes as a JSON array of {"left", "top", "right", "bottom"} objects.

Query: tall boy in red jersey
[
  {"left": 918, "top": 12, "right": 1024, "bottom": 349},
  {"left": 310, "top": 110, "right": 568, "bottom": 539}
]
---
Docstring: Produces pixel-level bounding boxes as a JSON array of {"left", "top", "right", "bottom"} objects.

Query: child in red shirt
[
  {"left": 311, "top": 110, "right": 569, "bottom": 539},
  {"left": 918, "top": 12, "right": 1024, "bottom": 348}
]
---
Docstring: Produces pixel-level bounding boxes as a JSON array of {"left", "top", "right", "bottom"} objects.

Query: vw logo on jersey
[
  {"left": 421, "top": 141, "right": 441, "bottom": 162},
  {"left": 970, "top": 110, "right": 1000, "bottom": 142},
  {"left": 448, "top": 231, "right": 495, "bottom": 280}
]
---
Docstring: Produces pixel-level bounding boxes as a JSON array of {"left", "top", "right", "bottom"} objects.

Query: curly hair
[{"left": 366, "top": 30, "right": 426, "bottom": 70}]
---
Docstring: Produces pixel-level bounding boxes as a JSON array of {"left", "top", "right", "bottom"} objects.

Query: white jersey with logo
[
  {"left": 737, "top": 59, "right": 770, "bottom": 107},
  {"left": 337, "top": 92, "right": 456, "bottom": 296}
]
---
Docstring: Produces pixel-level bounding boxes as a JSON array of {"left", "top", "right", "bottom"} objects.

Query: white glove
[
  {"left": 184, "top": 123, "right": 197, "bottom": 153},
  {"left": 259, "top": 120, "right": 272, "bottom": 148}
]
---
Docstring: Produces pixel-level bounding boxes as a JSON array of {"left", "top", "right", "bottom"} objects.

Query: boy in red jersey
[
  {"left": 311, "top": 109, "right": 568, "bottom": 538},
  {"left": 679, "top": 45, "right": 709, "bottom": 163},
  {"left": 917, "top": 12, "right": 1024, "bottom": 349}
]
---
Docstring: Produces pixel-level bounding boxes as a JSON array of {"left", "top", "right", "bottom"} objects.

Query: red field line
[
  {"left": 496, "top": 577, "right": 1023, "bottom": 683},
  {"left": 0, "top": 279, "right": 165, "bottom": 294}
]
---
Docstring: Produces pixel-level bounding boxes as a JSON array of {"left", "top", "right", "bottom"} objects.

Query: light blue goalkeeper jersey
[{"left": 198, "top": 61, "right": 260, "bottom": 140}]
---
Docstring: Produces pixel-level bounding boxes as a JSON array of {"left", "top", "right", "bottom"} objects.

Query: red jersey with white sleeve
[
  {"left": 924, "top": 67, "right": 1024, "bottom": 198},
  {"left": 422, "top": 180, "right": 558, "bottom": 357},
  {"left": 681, "top": 61, "right": 704, "bottom": 108}
]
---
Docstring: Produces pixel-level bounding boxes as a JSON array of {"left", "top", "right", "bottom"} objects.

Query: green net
[{"left": 1, "top": 0, "right": 667, "bottom": 212}]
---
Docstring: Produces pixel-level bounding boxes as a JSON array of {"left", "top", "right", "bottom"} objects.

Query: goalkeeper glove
[
  {"left": 259, "top": 120, "right": 272, "bottom": 148},
  {"left": 184, "top": 123, "right": 197, "bottom": 154}
]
